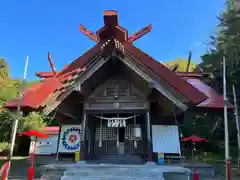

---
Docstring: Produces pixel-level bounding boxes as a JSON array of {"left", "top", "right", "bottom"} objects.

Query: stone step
[
  {"left": 90, "top": 155, "right": 144, "bottom": 165},
  {"left": 40, "top": 166, "right": 66, "bottom": 180},
  {"left": 61, "top": 177, "right": 162, "bottom": 180},
  {"left": 59, "top": 164, "right": 190, "bottom": 180},
  {"left": 40, "top": 163, "right": 222, "bottom": 180}
]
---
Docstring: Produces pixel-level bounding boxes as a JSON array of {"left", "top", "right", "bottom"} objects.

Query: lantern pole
[
  {"left": 5, "top": 56, "right": 29, "bottom": 180},
  {"left": 223, "top": 55, "right": 231, "bottom": 180}
]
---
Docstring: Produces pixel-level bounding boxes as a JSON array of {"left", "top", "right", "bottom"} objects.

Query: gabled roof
[
  {"left": 123, "top": 43, "right": 207, "bottom": 104},
  {"left": 5, "top": 10, "right": 228, "bottom": 110}
]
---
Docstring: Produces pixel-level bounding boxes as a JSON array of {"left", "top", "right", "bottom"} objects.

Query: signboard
[
  {"left": 58, "top": 125, "right": 82, "bottom": 153},
  {"left": 152, "top": 125, "right": 181, "bottom": 154},
  {"left": 29, "top": 135, "right": 58, "bottom": 155}
]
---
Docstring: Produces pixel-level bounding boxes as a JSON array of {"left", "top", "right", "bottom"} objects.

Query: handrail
[
  {"left": 0, "top": 161, "right": 9, "bottom": 179},
  {"left": 0, "top": 163, "right": 7, "bottom": 176}
]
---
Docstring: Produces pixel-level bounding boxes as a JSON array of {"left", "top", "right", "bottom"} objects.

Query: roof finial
[{"left": 103, "top": 10, "right": 118, "bottom": 26}]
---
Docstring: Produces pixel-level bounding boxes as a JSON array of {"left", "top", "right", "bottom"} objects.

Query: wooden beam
[
  {"left": 48, "top": 52, "right": 57, "bottom": 75},
  {"left": 128, "top": 25, "right": 152, "bottom": 43},
  {"left": 35, "top": 72, "right": 55, "bottom": 78},
  {"left": 79, "top": 24, "right": 98, "bottom": 42}
]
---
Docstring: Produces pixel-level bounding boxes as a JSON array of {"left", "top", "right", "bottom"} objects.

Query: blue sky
[{"left": 0, "top": 0, "right": 225, "bottom": 80}]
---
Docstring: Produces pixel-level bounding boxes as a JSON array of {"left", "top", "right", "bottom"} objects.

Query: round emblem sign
[{"left": 61, "top": 127, "right": 81, "bottom": 151}]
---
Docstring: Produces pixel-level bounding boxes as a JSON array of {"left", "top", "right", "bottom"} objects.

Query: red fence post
[
  {"left": 227, "top": 160, "right": 231, "bottom": 180},
  {"left": 193, "top": 167, "right": 199, "bottom": 180},
  {"left": 27, "top": 167, "right": 34, "bottom": 180},
  {"left": 2, "top": 162, "right": 9, "bottom": 180}
]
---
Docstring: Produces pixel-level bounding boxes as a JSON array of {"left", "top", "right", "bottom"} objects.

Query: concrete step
[
  {"left": 39, "top": 162, "right": 222, "bottom": 180},
  {"left": 59, "top": 164, "right": 190, "bottom": 180},
  {"left": 89, "top": 155, "right": 144, "bottom": 165},
  {"left": 40, "top": 166, "right": 66, "bottom": 180},
  {"left": 182, "top": 163, "right": 215, "bottom": 176}
]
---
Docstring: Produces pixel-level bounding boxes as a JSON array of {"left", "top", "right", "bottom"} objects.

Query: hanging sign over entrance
[{"left": 108, "top": 119, "right": 126, "bottom": 127}]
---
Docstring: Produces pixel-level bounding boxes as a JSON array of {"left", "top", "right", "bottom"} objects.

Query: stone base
[
  {"left": 144, "top": 161, "right": 156, "bottom": 166},
  {"left": 80, "top": 141, "right": 86, "bottom": 160},
  {"left": 77, "top": 160, "right": 87, "bottom": 164}
]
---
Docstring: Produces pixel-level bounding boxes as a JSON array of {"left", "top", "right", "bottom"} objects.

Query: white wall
[
  {"left": 30, "top": 135, "right": 58, "bottom": 155},
  {"left": 152, "top": 125, "right": 181, "bottom": 154}
]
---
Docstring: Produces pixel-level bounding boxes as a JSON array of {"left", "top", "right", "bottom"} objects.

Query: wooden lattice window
[{"left": 105, "top": 87, "right": 115, "bottom": 97}]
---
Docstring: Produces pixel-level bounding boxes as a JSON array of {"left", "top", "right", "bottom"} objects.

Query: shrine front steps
[
  {"left": 87, "top": 154, "right": 145, "bottom": 165},
  {"left": 40, "top": 163, "right": 191, "bottom": 180}
]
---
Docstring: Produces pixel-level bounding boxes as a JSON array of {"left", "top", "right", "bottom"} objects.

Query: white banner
[{"left": 58, "top": 125, "right": 82, "bottom": 153}]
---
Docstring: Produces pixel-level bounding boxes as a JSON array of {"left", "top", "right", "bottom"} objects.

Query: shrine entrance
[
  {"left": 88, "top": 113, "right": 147, "bottom": 159},
  {"left": 82, "top": 76, "right": 153, "bottom": 161}
]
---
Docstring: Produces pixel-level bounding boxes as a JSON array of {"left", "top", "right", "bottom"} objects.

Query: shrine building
[{"left": 5, "top": 10, "right": 228, "bottom": 164}]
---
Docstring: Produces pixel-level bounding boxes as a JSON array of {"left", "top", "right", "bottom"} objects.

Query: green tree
[
  {"left": 165, "top": 59, "right": 196, "bottom": 72},
  {"left": 0, "top": 58, "right": 16, "bottom": 107},
  {"left": 195, "top": 0, "right": 240, "bottom": 154},
  {"left": 0, "top": 58, "right": 40, "bottom": 108},
  {"left": 199, "top": 0, "right": 240, "bottom": 86},
  {"left": 0, "top": 58, "right": 46, "bottom": 144},
  {"left": 0, "top": 110, "right": 47, "bottom": 142}
]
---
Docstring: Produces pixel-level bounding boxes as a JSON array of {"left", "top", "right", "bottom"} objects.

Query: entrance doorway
[
  {"left": 92, "top": 113, "right": 145, "bottom": 158},
  {"left": 118, "top": 127, "right": 125, "bottom": 155},
  {"left": 119, "top": 127, "right": 125, "bottom": 142}
]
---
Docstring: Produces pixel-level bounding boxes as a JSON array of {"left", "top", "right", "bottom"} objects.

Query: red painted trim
[{"left": 227, "top": 160, "right": 231, "bottom": 180}]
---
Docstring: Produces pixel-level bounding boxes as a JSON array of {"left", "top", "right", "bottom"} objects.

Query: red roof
[
  {"left": 4, "top": 10, "right": 228, "bottom": 110},
  {"left": 5, "top": 78, "right": 62, "bottom": 108},
  {"left": 185, "top": 78, "right": 233, "bottom": 109},
  {"left": 43, "top": 126, "right": 59, "bottom": 135},
  {"left": 123, "top": 43, "right": 207, "bottom": 104}
]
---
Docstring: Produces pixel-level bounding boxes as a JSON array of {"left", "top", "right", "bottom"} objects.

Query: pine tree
[{"left": 200, "top": 0, "right": 240, "bottom": 86}]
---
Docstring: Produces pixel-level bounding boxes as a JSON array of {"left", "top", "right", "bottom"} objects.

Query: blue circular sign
[{"left": 61, "top": 127, "right": 81, "bottom": 151}]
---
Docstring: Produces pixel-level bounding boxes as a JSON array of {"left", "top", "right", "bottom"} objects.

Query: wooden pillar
[
  {"left": 146, "top": 111, "right": 153, "bottom": 161},
  {"left": 55, "top": 120, "right": 62, "bottom": 161},
  {"left": 80, "top": 111, "right": 87, "bottom": 161},
  {"left": 89, "top": 118, "right": 96, "bottom": 158}
]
